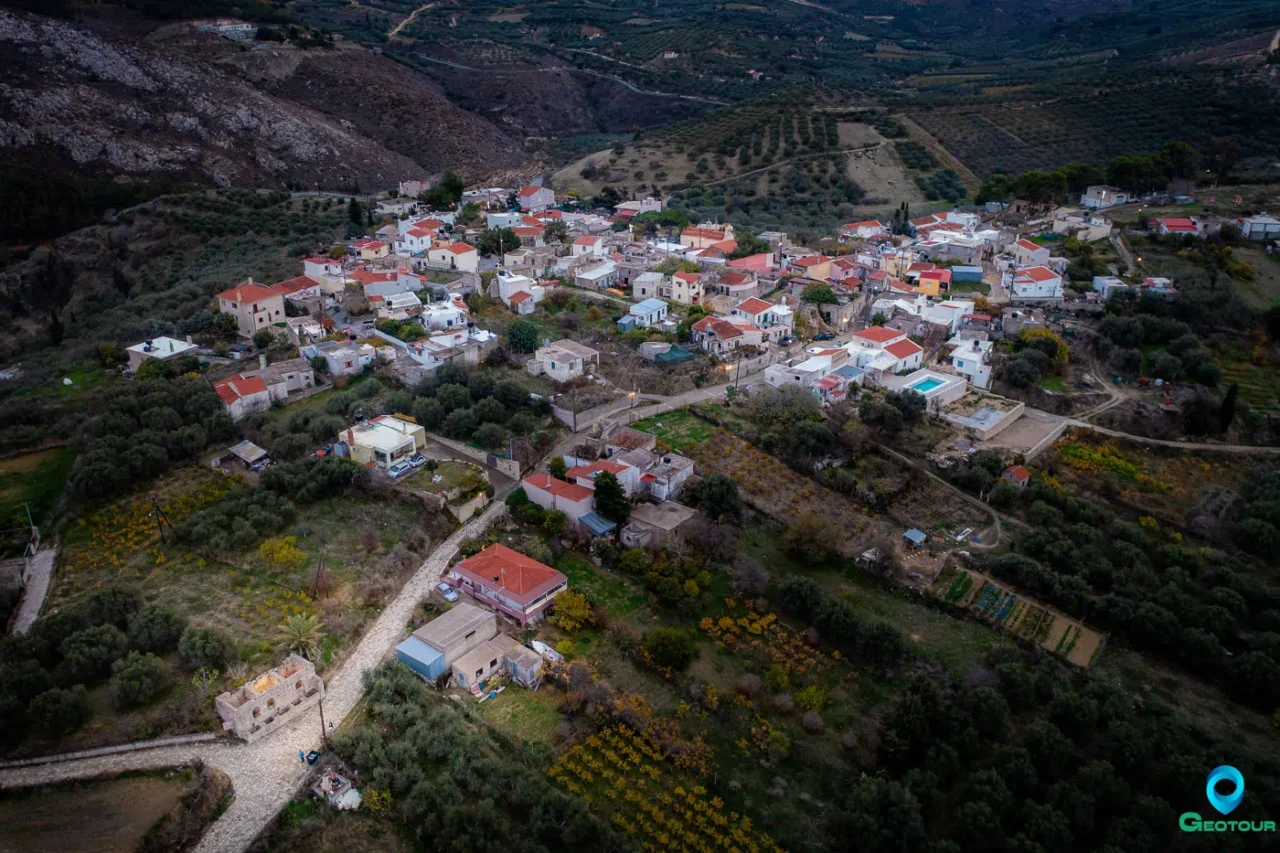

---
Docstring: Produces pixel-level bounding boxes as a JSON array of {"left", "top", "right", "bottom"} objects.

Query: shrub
[
  {"left": 772, "top": 693, "right": 796, "bottom": 715},
  {"left": 27, "top": 686, "right": 91, "bottom": 737},
  {"left": 543, "top": 509, "right": 567, "bottom": 536},
  {"left": 127, "top": 604, "right": 187, "bottom": 654},
  {"left": 85, "top": 585, "right": 142, "bottom": 629},
  {"left": 802, "top": 711, "right": 826, "bottom": 734},
  {"left": 764, "top": 663, "right": 790, "bottom": 693},
  {"left": 697, "top": 473, "right": 741, "bottom": 521},
  {"left": 110, "top": 652, "right": 170, "bottom": 708},
  {"left": 795, "top": 684, "right": 829, "bottom": 712},
  {"left": 504, "top": 487, "right": 528, "bottom": 506},
  {"left": 735, "top": 674, "right": 763, "bottom": 697},
  {"left": 550, "top": 591, "right": 592, "bottom": 632},
  {"left": 60, "top": 624, "right": 129, "bottom": 681},
  {"left": 643, "top": 628, "right": 698, "bottom": 671},
  {"left": 259, "top": 536, "right": 307, "bottom": 571},
  {"left": 178, "top": 627, "right": 235, "bottom": 671}
]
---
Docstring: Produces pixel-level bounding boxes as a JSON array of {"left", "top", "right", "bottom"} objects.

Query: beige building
[
  {"left": 340, "top": 415, "right": 426, "bottom": 469},
  {"left": 216, "top": 281, "right": 286, "bottom": 338},
  {"left": 214, "top": 655, "right": 324, "bottom": 743}
]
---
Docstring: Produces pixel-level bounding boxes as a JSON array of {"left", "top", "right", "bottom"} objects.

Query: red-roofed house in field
[
  {"left": 915, "top": 268, "right": 952, "bottom": 296},
  {"left": 427, "top": 242, "right": 479, "bottom": 273},
  {"left": 213, "top": 374, "right": 271, "bottom": 420},
  {"left": 444, "top": 543, "right": 568, "bottom": 626},
  {"left": 516, "top": 185, "right": 556, "bottom": 212},
  {"left": 572, "top": 234, "right": 605, "bottom": 258},
  {"left": 840, "top": 220, "right": 886, "bottom": 240},
  {"left": 521, "top": 474, "right": 597, "bottom": 527},
  {"left": 788, "top": 254, "right": 832, "bottom": 279},
  {"left": 1157, "top": 217, "right": 1202, "bottom": 237},
  {"left": 1011, "top": 265, "right": 1064, "bottom": 302},
  {"left": 1011, "top": 238, "right": 1051, "bottom": 267},
  {"left": 1002, "top": 465, "right": 1032, "bottom": 489},
  {"left": 351, "top": 239, "right": 390, "bottom": 260},
  {"left": 403, "top": 227, "right": 436, "bottom": 254},
  {"left": 216, "top": 280, "right": 285, "bottom": 338}
]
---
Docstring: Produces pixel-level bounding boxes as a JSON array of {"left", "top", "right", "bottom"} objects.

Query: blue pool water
[{"left": 909, "top": 376, "right": 945, "bottom": 393}]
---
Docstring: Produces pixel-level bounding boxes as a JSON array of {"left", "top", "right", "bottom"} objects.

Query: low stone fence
[
  {"left": 427, "top": 433, "right": 523, "bottom": 479},
  {"left": 0, "top": 733, "right": 220, "bottom": 769}
]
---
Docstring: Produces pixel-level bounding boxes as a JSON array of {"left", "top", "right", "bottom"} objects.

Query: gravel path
[
  {"left": 12, "top": 547, "right": 57, "bottom": 634},
  {"left": 0, "top": 502, "right": 507, "bottom": 852}
]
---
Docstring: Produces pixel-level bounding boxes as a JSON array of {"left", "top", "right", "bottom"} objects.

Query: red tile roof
[
  {"left": 305, "top": 256, "right": 333, "bottom": 265},
  {"left": 1015, "top": 265, "right": 1059, "bottom": 282},
  {"left": 509, "top": 291, "right": 532, "bottom": 304},
  {"left": 674, "top": 271, "right": 700, "bottom": 284},
  {"left": 735, "top": 297, "right": 773, "bottom": 315},
  {"left": 1160, "top": 217, "right": 1198, "bottom": 232},
  {"left": 573, "top": 235, "right": 599, "bottom": 246},
  {"left": 908, "top": 262, "right": 937, "bottom": 272},
  {"left": 437, "top": 241, "right": 476, "bottom": 255},
  {"left": 793, "top": 255, "right": 830, "bottom": 267},
  {"left": 512, "top": 226, "right": 543, "bottom": 237},
  {"left": 413, "top": 218, "right": 444, "bottom": 231},
  {"left": 884, "top": 339, "right": 923, "bottom": 359},
  {"left": 853, "top": 326, "right": 904, "bottom": 343},
  {"left": 213, "top": 374, "right": 268, "bottom": 406},
  {"left": 348, "top": 270, "right": 397, "bottom": 285},
  {"left": 728, "top": 253, "right": 772, "bottom": 272},
  {"left": 910, "top": 214, "right": 943, "bottom": 227},
  {"left": 711, "top": 239, "right": 738, "bottom": 253},
  {"left": 454, "top": 543, "right": 566, "bottom": 605},
  {"left": 692, "top": 316, "right": 744, "bottom": 339},
  {"left": 567, "top": 459, "right": 630, "bottom": 479},
  {"left": 216, "top": 283, "right": 279, "bottom": 303},
  {"left": 523, "top": 474, "right": 594, "bottom": 503},
  {"left": 406, "top": 228, "right": 432, "bottom": 238},
  {"left": 271, "top": 275, "right": 320, "bottom": 296},
  {"left": 843, "top": 220, "right": 883, "bottom": 230},
  {"left": 919, "top": 269, "right": 953, "bottom": 283},
  {"left": 517, "top": 185, "right": 547, "bottom": 198},
  {"left": 1015, "top": 238, "right": 1043, "bottom": 252},
  {"left": 682, "top": 226, "right": 727, "bottom": 241},
  {"left": 1004, "top": 465, "right": 1031, "bottom": 482},
  {"left": 720, "top": 271, "right": 754, "bottom": 286}
]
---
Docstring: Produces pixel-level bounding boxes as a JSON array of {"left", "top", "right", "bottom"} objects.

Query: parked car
[
  {"left": 388, "top": 461, "right": 412, "bottom": 479},
  {"left": 408, "top": 454, "right": 427, "bottom": 469},
  {"left": 813, "top": 331, "right": 836, "bottom": 341},
  {"left": 436, "top": 581, "right": 459, "bottom": 603}
]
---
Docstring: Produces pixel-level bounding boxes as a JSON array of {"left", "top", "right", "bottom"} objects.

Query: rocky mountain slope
[{"left": 0, "top": 8, "right": 523, "bottom": 193}]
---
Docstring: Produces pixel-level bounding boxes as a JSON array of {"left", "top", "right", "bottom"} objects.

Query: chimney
[
  {"left": 169, "top": 341, "right": 174, "bottom": 352},
  {"left": 185, "top": 335, "right": 193, "bottom": 344},
  {"left": 259, "top": 353, "right": 268, "bottom": 370}
]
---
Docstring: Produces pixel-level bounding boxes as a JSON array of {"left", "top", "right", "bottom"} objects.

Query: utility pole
[{"left": 318, "top": 686, "right": 330, "bottom": 750}]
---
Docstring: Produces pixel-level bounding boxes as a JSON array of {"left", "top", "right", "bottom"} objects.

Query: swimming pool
[{"left": 908, "top": 376, "right": 945, "bottom": 393}]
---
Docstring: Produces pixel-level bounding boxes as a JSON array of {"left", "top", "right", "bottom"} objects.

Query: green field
[
  {"left": 0, "top": 446, "right": 76, "bottom": 551},
  {"left": 555, "top": 553, "right": 646, "bottom": 618},
  {"left": 629, "top": 408, "right": 715, "bottom": 452},
  {"left": 473, "top": 686, "right": 564, "bottom": 745},
  {"left": 402, "top": 460, "right": 482, "bottom": 494}
]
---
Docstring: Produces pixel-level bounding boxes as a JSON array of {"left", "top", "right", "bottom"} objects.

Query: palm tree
[{"left": 276, "top": 613, "right": 323, "bottom": 660}]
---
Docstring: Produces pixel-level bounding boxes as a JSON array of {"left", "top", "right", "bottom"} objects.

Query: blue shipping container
[{"left": 395, "top": 636, "right": 446, "bottom": 680}]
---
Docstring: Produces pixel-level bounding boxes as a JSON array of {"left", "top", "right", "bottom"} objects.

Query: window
[
  {"left": 295, "top": 680, "right": 303, "bottom": 690},
  {"left": 489, "top": 658, "right": 498, "bottom": 668},
  {"left": 475, "top": 668, "right": 483, "bottom": 679}
]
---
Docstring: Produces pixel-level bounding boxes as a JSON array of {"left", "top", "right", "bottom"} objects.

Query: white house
[
  {"left": 1092, "top": 276, "right": 1129, "bottom": 300},
  {"left": 1237, "top": 213, "right": 1280, "bottom": 240},
  {"left": 1011, "top": 266, "right": 1064, "bottom": 302},
  {"left": 731, "top": 297, "right": 794, "bottom": 342},
  {"left": 244, "top": 357, "right": 316, "bottom": 402},
  {"left": 839, "top": 220, "right": 886, "bottom": 240},
  {"left": 946, "top": 337, "right": 992, "bottom": 389},
  {"left": 378, "top": 291, "right": 423, "bottom": 321},
  {"left": 403, "top": 228, "right": 436, "bottom": 254},
  {"left": 1010, "top": 239, "right": 1050, "bottom": 267},
  {"left": 486, "top": 211, "right": 524, "bottom": 229},
  {"left": 1080, "top": 185, "right": 1127, "bottom": 209},
  {"left": 126, "top": 336, "right": 198, "bottom": 372},
  {"left": 571, "top": 235, "right": 606, "bottom": 258},
  {"left": 844, "top": 326, "right": 924, "bottom": 380},
  {"left": 303, "top": 256, "right": 344, "bottom": 278},
  {"left": 629, "top": 298, "right": 669, "bottom": 328},
  {"left": 521, "top": 474, "right": 596, "bottom": 525},
  {"left": 419, "top": 301, "right": 468, "bottom": 331},
  {"left": 527, "top": 340, "right": 599, "bottom": 383},
  {"left": 632, "top": 271, "right": 666, "bottom": 300},
  {"left": 516, "top": 185, "right": 556, "bottom": 212},
  {"left": 427, "top": 242, "right": 479, "bottom": 273},
  {"left": 495, "top": 270, "right": 545, "bottom": 311},
  {"left": 566, "top": 458, "right": 641, "bottom": 497},
  {"left": 213, "top": 374, "right": 271, "bottom": 420},
  {"left": 301, "top": 341, "right": 375, "bottom": 376}
]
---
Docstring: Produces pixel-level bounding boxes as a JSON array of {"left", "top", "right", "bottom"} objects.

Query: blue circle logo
[{"left": 1206, "top": 765, "right": 1245, "bottom": 816}]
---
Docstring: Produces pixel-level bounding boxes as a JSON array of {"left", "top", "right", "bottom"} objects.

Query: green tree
[
  {"left": 127, "top": 604, "right": 187, "bottom": 654},
  {"left": 347, "top": 197, "right": 362, "bottom": 225},
  {"left": 548, "top": 456, "right": 568, "bottom": 479},
  {"left": 697, "top": 472, "right": 741, "bottom": 521},
  {"left": 253, "top": 329, "right": 274, "bottom": 351},
  {"left": 110, "top": 652, "right": 170, "bottom": 708},
  {"left": 27, "top": 686, "right": 91, "bottom": 737},
  {"left": 592, "top": 471, "right": 630, "bottom": 524},
  {"left": 477, "top": 227, "right": 518, "bottom": 256},
  {"left": 543, "top": 220, "right": 569, "bottom": 244},
  {"left": 642, "top": 628, "right": 698, "bottom": 671},
  {"left": 507, "top": 318, "right": 539, "bottom": 353},
  {"left": 977, "top": 174, "right": 1012, "bottom": 208},
  {"left": 802, "top": 283, "right": 838, "bottom": 305},
  {"left": 61, "top": 624, "right": 129, "bottom": 680},
  {"left": 178, "top": 627, "right": 235, "bottom": 671},
  {"left": 728, "top": 230, "right": 772, "bottom": 259},
  {"left": 1218, "top": 382, "right": 1238, "bottom": 433},
  {"left": 276, "top": 613, "right": 323, "bottom": 659}
]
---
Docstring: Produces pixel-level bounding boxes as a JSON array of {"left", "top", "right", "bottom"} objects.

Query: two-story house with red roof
[
  {"left": 444, "top": 543, "right": 568, "bottom": 626},
  {"left": 216, "top": 281, "right": 286, "bottom": 338},
  {"left": 516, "top": 185, "right": 556, "bottom": 212}
]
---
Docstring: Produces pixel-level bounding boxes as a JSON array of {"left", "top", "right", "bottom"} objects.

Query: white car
[
  {"left": 388, "top": 461, "right": 412, "bottom": 479},
  {"left": 436, "top": 581, "right": 459, "bottom": 603}
]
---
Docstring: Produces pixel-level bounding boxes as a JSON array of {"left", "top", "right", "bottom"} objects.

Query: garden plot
[
  {"left": 687, "top": 430, "right": 876, "bottom": 548},
  {"left": 932, "top": 564, "right": 1104, "bottom": 667}
]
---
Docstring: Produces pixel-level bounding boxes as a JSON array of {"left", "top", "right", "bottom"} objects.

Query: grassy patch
[
  {"left": 474, "top": 685, "right": 564, "bottom": 745},
  {"left": 0, "top": 446, "right": 76, "bottom": 548},
  {"left": 1037, "top": 373, "right": 1070, "bottom": 393},
  {"left": 948, "top": 280, "right": 990, "bottom": 294},
  {"left": 556, "top": 553, "right": 646, "bottom": 618},
  {"left": 630, "top": 408, "right": 716, "bottom": 452},
  {"left": 402, "top": 460, "right": 482, "bottom": 494}
]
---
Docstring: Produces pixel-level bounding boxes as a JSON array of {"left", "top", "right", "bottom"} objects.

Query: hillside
[{"left": 0, "top": 8, "right": 524, "bottom": 222}]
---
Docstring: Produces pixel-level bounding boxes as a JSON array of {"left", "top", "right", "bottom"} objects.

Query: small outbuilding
[{"left": 903, "top": 528, "right": 928, "bottom": 548}]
